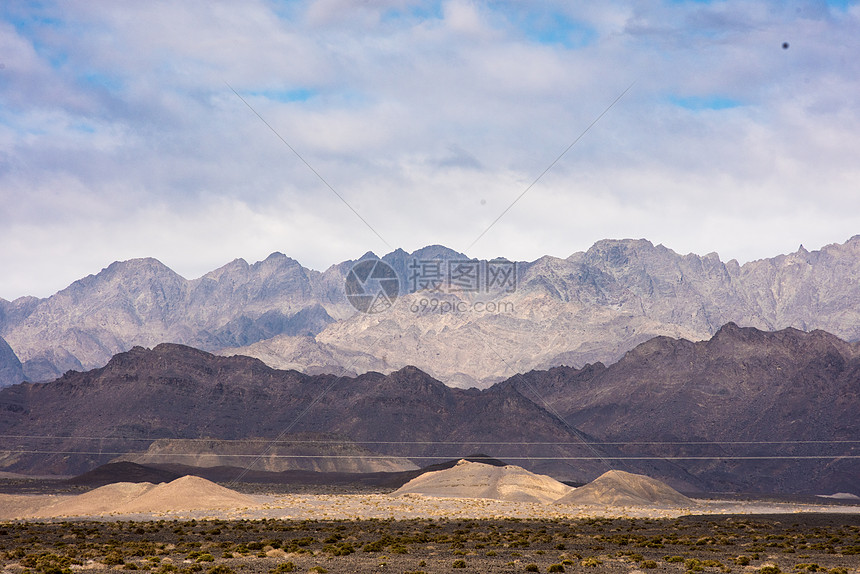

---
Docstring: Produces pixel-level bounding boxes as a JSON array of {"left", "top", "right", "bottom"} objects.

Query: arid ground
[
  {"left": 1, "top": 513, "right": 859, "bottom": 574},
  {"left": 2, "top": 469, "right": 859, "bottom": 573}
]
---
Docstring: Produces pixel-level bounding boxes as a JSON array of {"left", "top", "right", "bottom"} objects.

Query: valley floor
[
  {"left": 2, "top": 490, "right": 860, "bottom": 522},
  {"left": 1, "top": 513, "right": 858, "bottom": 574}
]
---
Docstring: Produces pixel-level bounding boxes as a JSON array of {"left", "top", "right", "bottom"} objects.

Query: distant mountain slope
[
  {"left": 2, "top": 237, "right": 860, "bottom": 387},
  {"left": 230, "top": 236, "right": 860, "bottom": 387},
  {"left": 0, "top": 324, "right": 857, "bottom": 494},
  {"left": 0, "top": 344, "right": 612, "bottom": 481},
  {"left": 0, "top": 336, "right": 24, "bottom": 388},
  {"left": 0, "top": 254, "right": 340, "bottom": 382},
  {"left": 508, "top": 323, "right": 860, "bottom": 494},
  {"left": 113, "top": 435, "right": 418, "bottom": 473}
]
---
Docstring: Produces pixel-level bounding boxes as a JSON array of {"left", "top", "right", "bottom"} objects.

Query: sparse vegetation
[{"left": 0, "top": 515, "right": 856, "bottom": 574}]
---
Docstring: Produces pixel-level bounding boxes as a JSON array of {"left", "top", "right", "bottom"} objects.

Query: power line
[
  {"left": 465, "top": 82, "right": 635, "bottom": 252},
  {"left": 3, "top": 435, "right": 858, "bottom": 446},
  {"left": 225, "top": 82, "right": 391, "bottom": 249},
  {"left": 3, "top": 450, "right": 858, "bottom": 461}
]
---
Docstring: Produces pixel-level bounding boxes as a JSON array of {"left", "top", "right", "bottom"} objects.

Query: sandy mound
[
  {"left": 36, "top": 482, "right": 155, "bottom": 517},
  {"left": 114, "top": 475, "right": 257, "bottom": 513},
  {"left": 0, "top": 494, "right": 59, "bottom": 520},
  {"left": 817, "top": 492, "right": 860, "bottom": 500},
  {"left": 554, "top": 470, "right": 694, "bottom": 507},
  {"left": 1, "top": 476, "right": 258, "bottom": 519},
  {"left": 392, "top": 460, "right": 573, "bottom": 504}
]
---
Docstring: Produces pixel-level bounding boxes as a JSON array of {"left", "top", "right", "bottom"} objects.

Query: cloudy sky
[{"left": 1, "top": 0, "right": 858, "bottom": 299}]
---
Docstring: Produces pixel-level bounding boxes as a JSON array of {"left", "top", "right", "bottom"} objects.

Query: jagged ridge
[{"left": 2, "top": 236, "right": 860, "bottom": 387}]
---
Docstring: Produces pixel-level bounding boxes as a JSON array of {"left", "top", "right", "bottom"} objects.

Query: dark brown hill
[
  {"left": 2, "top": 324, "right": 858, "bottom": 494},
  {"left": 65, "top": 461, "right": 182, "bottom": 487},
  {"left": 509, "top": 323, "right": 860, "bottom": 494},
  {"left": 64, "top": 455, "right": 509, "bottom": 491},
  {"left": 0, "top": 344, "right": 612, "bottom": 480}
]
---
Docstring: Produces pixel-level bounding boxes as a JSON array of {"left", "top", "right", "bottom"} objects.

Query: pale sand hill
[
  {"left": 113, "top": 476, "right": 256, "bottom": 513},
  {"left": 34, "top": 482, "right": 155, "bottom": 518},
  {"left": 2, "top": 485, "right": 857, "bottom": 521},
  {"left": 554, "top": 469, "right": 695, "bottom": 507},
  {"left": 392, "top": 460, "right": 573, "bottom": 504},
  {"left": 0, "top": 494, "right": 59, "bottom": 520},
  {"left": 0, "top": 476, "right": 257, "bottom": 520}
]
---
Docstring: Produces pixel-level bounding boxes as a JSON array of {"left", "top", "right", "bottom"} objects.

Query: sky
[{"left": 1, "top": 0, "right": 859, "bottom": 300}]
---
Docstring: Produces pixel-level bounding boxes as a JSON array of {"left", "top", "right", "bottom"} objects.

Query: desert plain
[{"left": 1, "top": 464, "right": 859, "bottom": 573}]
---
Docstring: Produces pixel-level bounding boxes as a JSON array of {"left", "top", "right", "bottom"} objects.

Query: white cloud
[{"left": 0, "top": 0, "right": 859, "bottom": 299}]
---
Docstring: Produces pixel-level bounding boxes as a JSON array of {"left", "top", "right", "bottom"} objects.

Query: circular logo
[{"left": 344, "top": 259, "right": 400, "bottom": 314}]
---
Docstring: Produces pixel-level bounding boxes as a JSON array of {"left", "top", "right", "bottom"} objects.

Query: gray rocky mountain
[
  {"left": 0, "top": 254, "right": 340, "bottom": 384},
  {"left": 2, "top": 236, "right": 860, "bottom": 387},
  {"left": 224, "top": 236, "right": 860, "bottom": 387},
  {"left": 0, "top": 336, "right": 24, "bottom": 388}
]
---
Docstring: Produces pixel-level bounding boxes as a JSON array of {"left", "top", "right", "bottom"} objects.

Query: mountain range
[
  {"left": 0, "top": 323, "right": 857, "bottom": 494},
  {"left": 2, "top": 236, "right": 860, "bottom": 388}
]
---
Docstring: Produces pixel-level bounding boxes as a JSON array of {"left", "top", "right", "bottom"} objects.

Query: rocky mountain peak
[
  {"left": 62, "top": 257, "right": 185, "bottom": 299},
  {"left": 712, "top": 320, "right": 743, "bottom": 336},
  {"left": 619, "top": 334, "right": 693, "bottom": 363},
  {"left": 252, "top": 252, "right": 304, "bottom": 274},
  {"left": 709, "top": 320, "right": 858, "bottom": 360},
  {"left": 0, "top": 336, "right": 24, "bottom": 387},
  {"left": 200, "top": 258, "right": 250, "bottom": 282},
  {"left": 100, "top": 257, "right": 183, "bottom": 282},
  {"left": 405, "top": 245, "right": 468, "bottom": 261},
  {"left": 379, "top": 365, "right": 448, "bottom": 394},
  {"left": 582, "top": 238, "right": 658, "bottom": 264}
]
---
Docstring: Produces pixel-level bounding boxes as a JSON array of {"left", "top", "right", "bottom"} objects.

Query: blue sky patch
[
  {"left": 247, "top": 88, "right": 316, "bottom": 103},
  {"left": 670, "top": 95, "right": 742, "bottom": 110},
  {"left": 2, "top": 8, "right": 62, "bottom": 36},
  {"left": 79, "top": 71, "right": 123, "bottom": 93},
  {"left": 3, "top": 8, "right": 67, "bottom": 69},
  {"left": 71, "top": 122, "right": 96, "bottom": 134},
  {"left": 508, "top": 10, "right": 596, "bottom": 48},
  {"left": 381, "top": 1, "right": 443, "bottom": 24}
]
